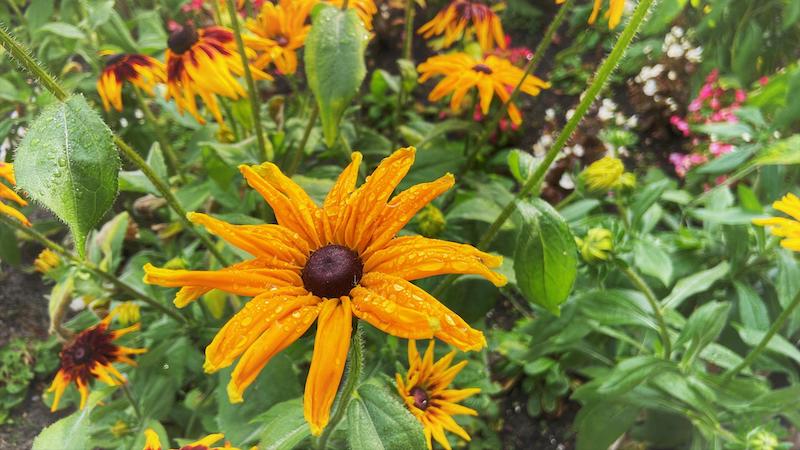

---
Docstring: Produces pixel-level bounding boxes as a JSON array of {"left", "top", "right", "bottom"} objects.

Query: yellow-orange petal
[
  {"left": 143, "top": 428, "right": 162, "bottom": 450},
  {"left": 304, "top": 298, "right": 352, "bottom": 436},
  {"left": 227, "top": 304, "right": 320, "bottom": 403},
  {"left": 349, "top": 286, "right": 439, "bottom": 339},
  {"left": 47, "top": 370, "right": 70, "bottom": 412},
  {"left": 143, "top": 263, "right": 301, "bottom": 298},
  {"left": 0, "top": 201, "right": 31, "bottom": 227},
  {"left": 364, "top": 236, "right": 507, "bottom": 287},
  {"left": 360, "top": 273, "right": 486, "bottom": 351},
  {"left": 205, "top": 288, "right": 315, "bottom": 373}
]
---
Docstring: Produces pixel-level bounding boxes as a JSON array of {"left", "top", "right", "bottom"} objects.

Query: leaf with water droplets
[
  {"left": 304, "top": 4, "right": 368, "bottom": 147},
  {"left": 14, "top": 95, "right": 119, "bottom": 257}
]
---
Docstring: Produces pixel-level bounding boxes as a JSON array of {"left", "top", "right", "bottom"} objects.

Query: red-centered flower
[
  {"left": 97, "top": 54, "right": 166, "bottom": 112},
  {"left": 418, "top": 0, "right": 506, "bottom": 51}
]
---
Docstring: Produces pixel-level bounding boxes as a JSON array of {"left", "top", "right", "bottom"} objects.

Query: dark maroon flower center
[
  {"left": 472, "top": 64, "right": 493, "bottom": 74},
  {"left": 410, "top": 386, "right": 430, "bottom": 410},
  {"left": 168, "top": 24, "right": 199, "bottom": 54},
  {"left": 276, "top": 35, "right": 289, "bottom": 47},
  {"left": 454, "top": 0, "right": 491, "bottom": 21},
  {"left": 301, "top": 245, "right": 363, "bottom": 298}
]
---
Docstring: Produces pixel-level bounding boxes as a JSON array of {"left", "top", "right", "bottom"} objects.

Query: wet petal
[
  {"left": 349, "top": 286, "right": 438, "bottom": 339},
  {"left": 143, "top": 263, "right": 301, "bottom": 299}
]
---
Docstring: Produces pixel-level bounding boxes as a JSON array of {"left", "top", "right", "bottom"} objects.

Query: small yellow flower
[
  {"left": 747, "top": 429, "right": 779, "bottom": 450},
  {"left": 575, "top": 227, "right": 613, "bottom": 263},
  {"left": 247, "top": 0, "right": 316, "bottom": 75},
  {"left": 110, "top": 420, "right": 130, "bottom": 438},
  {"left": 143, "top": 428, "right": 240, "bottom": 450},
  {"left": 97, "top": 54, "right": 166, "bottom": 112},
  {"left": 417, "top": 204, "right": 446, "bottom": 238},
  {"left": 582, "top": 156, "right": 625, "bottom": 192},
  {"left": 396, "top": 340, "right": 480, "bottom": 450},
  {"left": 0, "top": 162, "right": 30, "bottom": 227},
  {"left": 114, "top": 302, "right": 141, "bottom": 326},
  {"left": 557, "top": 0, "right": 625, "bottom": 29},
  {"left": 34, "top": 249, "right": 61, "bottom": 274},
  {"left": 165, "top": 24, "right": 271, "bottom": 125},
  {"left": 417, "top": 53, "right": 549, "bottom": 126},
  {"left": 618, "top": 172, "right": 637, "bottom": 189},
  {"left": 753, "top": 193, "right": 800, "bottom": 252},
  {"left": 418, "top": 0, "right": 506, "bottom": 51}
]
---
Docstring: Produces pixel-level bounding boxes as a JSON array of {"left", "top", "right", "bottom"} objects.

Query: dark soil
[
  {"left": 0, "top": 242, "right": 61, "bottom": 450},
  {"left": 501, "top": 386, "right": 578, "bottom": 450}
]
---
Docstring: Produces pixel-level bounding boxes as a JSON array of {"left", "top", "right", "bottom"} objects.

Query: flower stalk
[
  {"left": 286, "top": 104, "right": 319, "bottom": 176},
  {"left": 0, "top": 23, "right": 230, "bottom": 266},
  {"left": 132, "top": 87, "right": 186, "bottom": 184},
  {"left": 618, "top": 262, "right": 672, "bottom": 358},
  {"left": 224, "top": 0, "right": 271, "bottom": 163}
]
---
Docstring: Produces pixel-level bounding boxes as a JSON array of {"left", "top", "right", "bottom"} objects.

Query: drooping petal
[
  {"left": 227, "top": 304, "right": 320, "bottom": 403},
  {"left": 359, "top": 273, "right": 486, "bottom": 351},
  {"left": 205, "top": 287, "right": 315, "bottom": 373},
  {"left": 187, "top": 433, "right": 225, "bottom": 448},
  {"left": 322, "top": 152, "right": 363, "bottom": 243},
  {"left": 304, "top": 298, "right": 352, "bottom": 436},
  {"left": 143, "top": 263, "right": 301, "bottom": 298},
  {"left": 364, "top": 236, "right": 507, "bottom": 286},
  {"left": 349, "top": 286, "right": 438, "bottom": 339},
  {"left": 47, "top": 370, "right": 70, "bottom": 412},
  {"left": 143, "top": 428, "right": 162, "bottom": 450}
]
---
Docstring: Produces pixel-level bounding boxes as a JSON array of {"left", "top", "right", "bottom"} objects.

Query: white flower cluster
[{"left": 663, "top": 26, "right": 703, "bottom": 63}]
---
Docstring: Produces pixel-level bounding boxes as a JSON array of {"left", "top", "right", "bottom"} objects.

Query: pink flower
[
  {"left": 670, "top": 152, "right": 708, "bottom": 177},
  {"left": 734, "top": 89, "right": 746, "bottom": 103},
  {"left": 705, "top": 69, "right": 719, "bottom": 83},
  {"left": 698, "top": 83, "right": 714, "bottom": 100},
  {"left": 688, "top": 99, "right": 703, "bottom": 112},
  {"left": 759, "top": 76, "right": 769, "bottom": 86},
  {"left": 709, "top": 141, "right": 734, "bottom": 156},
  {"left": 670, "top": 115, "right": 691, "bottom": 136}
]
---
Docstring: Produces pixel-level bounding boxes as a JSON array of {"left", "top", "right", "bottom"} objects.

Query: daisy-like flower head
[
  {"left": 575, "top": 227, "right": 613, "bottom": 263},
  {"left": 418, "top": 0, "right": 506, "bottom": 52},
  {"left": 143, "top": 147, "right": 506, "bottom": 435},
  {"left": 246, "top": 0, "right": 316, "bottom": 75},
  {"left": 47, "top": 312, "right": 146, "bottom": 412},
  {"left": 396, "top": 340, "right": 480, "bottom": 450},
  {"left": 417, "top": 53, "right": 550, "bottom": 126},
  {"left": 97, "top": 53, "right": 166, "bottom": 112},
  {"left": 557, "top": 0, "right": 625, "bottom": 29},
  {"left": 582, "top": 155, "right": 625, "bottom": 192},
  {"left": 165, "top": 23, "right": 271, "bottom": 125},
  {"left": 325, "top": 0, "right": 378, "bottom": 30},
  {"left": 114, "top": 301, "right": 142, "bottom": 326},
  {"left": 0, "top": 162, "right": 30, "bottom": 227},
  {"left": 143, "top": 428, "right": 239, "bottom": 450},
  {"left": 753, "top": 193, "right": 800, "bottom": 252}
]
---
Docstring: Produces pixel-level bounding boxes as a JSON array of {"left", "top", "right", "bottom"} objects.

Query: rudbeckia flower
[
  {"left": 165, "top": 24, "right": 271, "bottom": 125},
  {"left": 143, "top": 429, "right": 239, "bottom": 450},
  {"left": 114, "top": 301, "right": 142, "bottom": 326},
  {"left": 246, "top": 0, "right": 316, "bottom": 75},
  {"left": 582, "top": 155, "right": 625, "bottom": 191},
  {"left": 557, "top": 0, "right": 625, "bottom": 29},
  {"left": 575, "top": 227, "right": 613, "bottom": 263},
  {"left": 47, "top": 312, "right": 146, "bottom": 411},
  {"left": 417, "top": 53, "right": 549, "bottom": 126},
  {"left": 97, "top": 54, "right": 166, "bottom": 112},
  {"left": 143, "top": 147, "right": 506, "bottom": 435},
  {"left": 0, "top": 162, "right": 30, "bottom": 227},
  {"left": 396, "top": 340, "right": 480, "bottom": 450},
  {"left": 753, "top": 193, "right": 800, "bottom": 252},
  {"left": 34, "top": 249, "right": 61, "bottom": 274},
  {"left": 325, "top": 0, "right": 378, "bottom": 30},
  {"left": 418, "top": 0, "right": 506, "bottom": 51}
]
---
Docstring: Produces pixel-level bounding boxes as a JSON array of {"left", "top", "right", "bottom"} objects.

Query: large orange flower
[
  {"left": 97, "top": 54, "right": 166, "bottom": 112},
  {"left": 418, "top": 0, "right": 506, "bottom": 52},
  {"left": 143, "top": 147, "right": 506, "bottom": 435},
  {"left": 0, "top": 162, "right": 30, "bottom": 226}
]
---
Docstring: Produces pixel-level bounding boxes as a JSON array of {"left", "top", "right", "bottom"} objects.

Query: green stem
[
  {"left": 0, "top": 24, "right": 230, "bottom": 266},
  {"left": 286, "top": 105, "right": 319, "bottom": 176},
  {"left": 121, "top": 382, "right": 142, "bottom": 423},
  {"left": 721, "top": 289, "right": 800, "bottom": 384},
  {"left": 225, "top": 0, "right": 270, "bottom": 163},
  {"left": 133, "top": 87, "right": 186, "bottom": 184},
  {"left": 619, "top": 263, "right": 672, "bottom": 358},
  {"left": 555, "top": 190, "right": 578, "bottom": 210},
  {"left": 0, "top": 215, "right": 189, "bottom": 324},
  {"left": 432, "top": 0, "right": 658, "bottom": 297},
  {"left": 401, "top": 0, "right": 415, "bottom": 61},
  {"left": 316, "top": 323, "right": 364, "bottom": 450}
]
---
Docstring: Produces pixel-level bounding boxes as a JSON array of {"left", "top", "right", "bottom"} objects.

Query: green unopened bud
[
  {"left": 575, "top": 227, "right": 613, "bottom": 263},
  {"left": 417, "top": 204, "right": 446, "bottom": 238},
  {"left": 110, "top": 420, "right": 130, "bottom": 438},
  {"left": 583, "top": 156, "right": 624, "bottom": 192},
  {"left": 618, "top": 172, "right": 637, "bottom": 189},
  {"left": 747, "top": 430, "right": 778, "bottom": 450}
]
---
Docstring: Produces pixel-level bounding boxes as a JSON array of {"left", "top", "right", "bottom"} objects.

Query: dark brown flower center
[
  {"left": 168, "top": 24, "right": 199, "bottom": 54},
  {"left": 410, "top": 386, "right": 430, "bottom": 410},
  {"left": 472, "top": 63, "right": 493, "bottom": 74},
  {"left": 105, "top": 53, "right": 127, "bottom": 66},
  {"left": 276, "top": 35, "right": 289, "bottom": 47},
  {"left": 71, "top": 346, "right": 89, "bottom": 364},
  {"left": 301, "top": 245, "right": 363, "bottom": 298}
]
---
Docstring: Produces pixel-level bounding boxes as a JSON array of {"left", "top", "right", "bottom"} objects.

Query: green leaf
[
  {"left": 38, "top": 22, "right": 86, "bottom": 40},
  {"left": 347, "top": 383, "right": 427, "bottom": 450},
  {"left": 753, "top": 135, "right": 800, "bottom": 166},
  {"left": 676, "top": 301, "right": 731, "bottom": 366},
  {"left": 661, "top": 262, "right": 729, "bottom": 309},
  {"left": 575, "top": 400, "right": 639, "bottom": 450},
  {"left": 514, "top": 199, "right": 577, "bottom": 315},
  {"left": 32, "top": 408, "right": 92, "bottom": 450},
  {"left": 507, "top": 149, "right": 537, "bottom": 183},
  {"left": 734, "top": 281, "right": 769, "bottom": 331},
  {"left": 14, "top": 95, "right": 119, "bottom": 257},
  {"left": 119, "top": 143, "right": 167, "bottom": 194},
  {"left": 304, "top": 5, "right": 368, "bottom": 147},
  {"left": 256, "top": 399, "right": 311, "bottom": 450},
  {"left": 597, "top": 356, "right": 672, "bottom": 396},
  {"left": 736, "top": 326, "right": 800, "bottom": 364},
  {"left": 633, "top": 239, "right": 672, "bottom": 287}
]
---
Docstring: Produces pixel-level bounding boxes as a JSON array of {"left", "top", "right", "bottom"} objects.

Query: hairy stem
[
  {"left": 401, "top": 0, "right": 415, "bottom": 61},
  {"left": 224, "top": 0, "right": 271, "bottom": 162}
]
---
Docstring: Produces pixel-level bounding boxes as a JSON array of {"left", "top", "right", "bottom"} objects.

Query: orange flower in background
[
  {"left": 396, "top": 340, "right": 480, "bottom": 450},
  {"left": 165, "top": 24, "right": 271, "bottom": 125},
  {"left": 325, "top": 0, "right": 378, "bottom": 30},
  {"left": 97, "top": 54, "right": 166, "bottom": 112},
  {"left": 418, "top": 0, "right": 506, "bottom": 51},
  {"left": 417, "top": 52, "right": 550, "bottom": 125},
  {"left": 753, "top": 193, "right": 800, "bottom": 252},
  {"left": 246, "top": 0, "right": 316, "bottom": 74},
  {"left": 143, "top": 429, "right": 239, "bottom": 450},
  {"left": 47, "top": 312, "right": 146, "bottom": 411},
  {"left": 557, "top": 0, "right": 625, "bottom": 29},
  {"left": 0, "top": 162, "right": 30, "bottom": 227},
  {"left": 143, "top": 147, "right": 506, "bottom": 435}
]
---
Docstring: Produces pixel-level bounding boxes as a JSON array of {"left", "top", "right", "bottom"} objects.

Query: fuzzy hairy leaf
[
  {"left": 14, "top": 95, "right": 119, "bottom": 257},
  {"left": 346, "top": 383, "right": 427, "bottom": 450}
]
